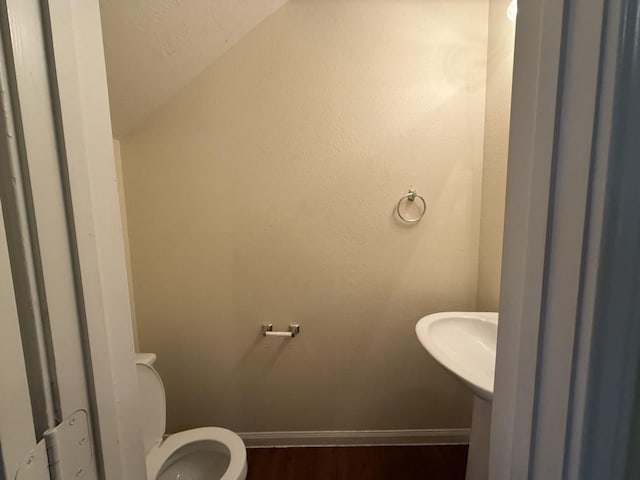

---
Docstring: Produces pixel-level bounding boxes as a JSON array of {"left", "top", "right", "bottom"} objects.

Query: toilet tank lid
[
  {"left": 136, "top": 353, "right": 157, "bottom": 366},
  {"left": 136, "top": 362, "right": 166, "bottom": 453}
]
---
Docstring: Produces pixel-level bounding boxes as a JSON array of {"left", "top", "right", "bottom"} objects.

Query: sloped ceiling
[{"left": 99, "top": 0, "right": 288, "bottom": 137}]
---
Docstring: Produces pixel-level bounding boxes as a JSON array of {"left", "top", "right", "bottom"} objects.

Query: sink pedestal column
[{"left": 465, "top": 396, "right": 492, "bottom": 480}]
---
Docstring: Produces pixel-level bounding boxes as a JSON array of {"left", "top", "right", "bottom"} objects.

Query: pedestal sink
[{"left": 415, "top": 312, "right": 498, "bottom": 480}]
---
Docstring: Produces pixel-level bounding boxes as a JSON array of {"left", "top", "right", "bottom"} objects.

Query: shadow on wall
[{"left": 120, "top": 0, "right": 490, "bottom": 434}]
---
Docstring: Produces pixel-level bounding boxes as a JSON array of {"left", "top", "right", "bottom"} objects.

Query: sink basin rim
[{"left": 415, "top": 311, "right": 498, "bottom": 401}]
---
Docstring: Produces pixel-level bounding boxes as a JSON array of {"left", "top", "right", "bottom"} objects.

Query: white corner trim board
[{"left": 239, "top": 429, "right": 470, "bottom": 448}]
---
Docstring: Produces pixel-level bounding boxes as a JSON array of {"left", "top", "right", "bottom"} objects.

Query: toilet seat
[
  {"left": 146, "top": 427, "right": 247, "bottom": 480},
  {"left": 136, "top": 356, "right": 247, "bottom": 480}
]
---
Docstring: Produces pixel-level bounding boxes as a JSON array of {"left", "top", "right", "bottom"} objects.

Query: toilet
[{"left": 136, "top": 353, "right": 248, "bottom": 480}]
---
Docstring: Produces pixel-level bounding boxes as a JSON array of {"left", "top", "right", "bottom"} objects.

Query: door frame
[
  {"left": 492, "top": 0, "right": 640, "bottom": 478},
  {"left": 43, "top": 0, "right": 148, "bottom": 478},
  {"left": 0, "top": 0, "right": 147, "bottom": 478}
]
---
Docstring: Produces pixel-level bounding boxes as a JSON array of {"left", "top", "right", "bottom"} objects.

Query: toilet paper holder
[{"left": 262, "top": 323, "right": 300, "bottom": 338}]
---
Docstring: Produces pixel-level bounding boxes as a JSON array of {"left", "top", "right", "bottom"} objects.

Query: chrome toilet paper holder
[{"left": 262, "top": 323, "right": 300, "bottom": 338}]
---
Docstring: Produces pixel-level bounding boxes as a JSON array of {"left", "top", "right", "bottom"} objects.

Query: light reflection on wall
[{"left": 507, "top": 0, "right": 518, "bottom": 22}]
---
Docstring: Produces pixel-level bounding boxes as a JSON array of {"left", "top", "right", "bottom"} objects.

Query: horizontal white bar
[{"left": 264, "top": 331, "right": 293, "bottom": 337}]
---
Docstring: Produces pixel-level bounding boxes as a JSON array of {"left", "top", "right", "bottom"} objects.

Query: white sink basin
[{"left": 416, "top": 312, "right": 498, "bottom": 401}]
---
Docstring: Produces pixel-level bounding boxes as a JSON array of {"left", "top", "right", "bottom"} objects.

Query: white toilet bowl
[{"left": 136, "top": 354, "right": 248, "bottom": 480}]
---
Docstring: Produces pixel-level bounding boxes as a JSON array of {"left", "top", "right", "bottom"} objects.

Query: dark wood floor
[{"left": 246, "top": 445, "right": 468, "bottom": 480}]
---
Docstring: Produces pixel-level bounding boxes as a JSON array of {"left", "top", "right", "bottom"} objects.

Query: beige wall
[
  {"left": 100, "top": 0, "right": 288, "bottom": 135},
  {"left": 477, "top": 0, "right": 515, "bottom": 311},
  {"left": 113, "top": 139, "right": 139, "bottom": 348},
  {"left": 121, "top": 0, "right": 489, "bottom": 434}
]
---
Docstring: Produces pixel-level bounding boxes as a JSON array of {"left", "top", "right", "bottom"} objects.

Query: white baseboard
[{"left": 239, "top": 428, "right": 470, "bottom": 448}]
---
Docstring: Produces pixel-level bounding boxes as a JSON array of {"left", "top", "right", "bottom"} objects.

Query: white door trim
[
  {"left": 492, "top": 0, "right": 640, "bottom": 478},
  {"left": 489, "top": 0, "right": 567, "bottom": 476},
  {"left": 0, "top": 203, "right": 37, "bottom": 480},
  {"left": 42, "top": 0, "right": 148, "bottom": 478},
  {"left": 0, "top": 0, "right": 146, "bottom": 478}
]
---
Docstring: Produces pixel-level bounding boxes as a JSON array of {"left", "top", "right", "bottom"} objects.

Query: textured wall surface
[
  {"left": 99, "top": 0, "right": 288, "bottom": 136},
  {"left": 477, "top": 0, "right": 515, "bottom": 311},
  {"left": 121, "top": 0, "right": 489, "bottom": 434},
  {"left": 113, "top": 140, "right": 138, "bottom": 349}
]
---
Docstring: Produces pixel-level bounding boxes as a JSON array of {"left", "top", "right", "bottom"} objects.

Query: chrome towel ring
[{"left": 396, "top": 188, "right": 426, "bottom": 224}]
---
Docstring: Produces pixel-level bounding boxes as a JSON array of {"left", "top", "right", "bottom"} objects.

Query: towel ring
[{"left": 396, "top": 189, "right": 426, "bottom": 224}]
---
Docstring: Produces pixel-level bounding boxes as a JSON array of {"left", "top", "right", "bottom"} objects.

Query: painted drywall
[
  {"left": 113, "top": 139, "right": 139, "bottom": 349},
  {"left": 121, "top": 0, "right": 489, "bottom": 434},
  {"left": 477, "top": 0, "right": 515, "bottom": 311},
  {"left": 99, "top": 0, "right": 288, "bottom": 136}
]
